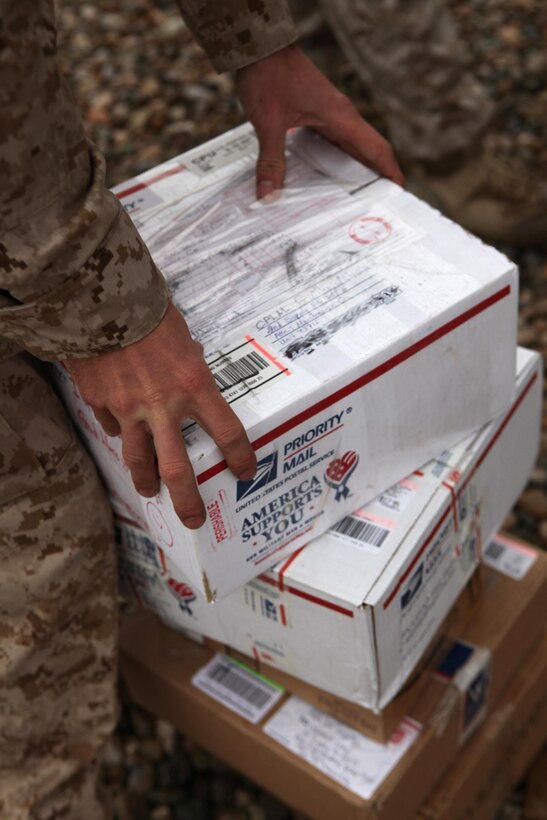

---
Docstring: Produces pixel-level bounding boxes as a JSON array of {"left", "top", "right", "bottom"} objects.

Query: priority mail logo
[
  {"left": 400, "top": 563, "right": 424, "bottom": 611},
  {"left": 237, "top": 452, "right": 278, "bottom": 501},
  {"left": 463, "top": 666, "right": 489, "bottom": 732}
]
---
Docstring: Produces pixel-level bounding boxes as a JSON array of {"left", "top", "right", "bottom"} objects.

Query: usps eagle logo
[
  {"left": 166, "top": 577, "right": 197, "bottom": 616},
  {"left": 236, "top": 452, "right": 278, "bottom": 501},
  {"left": 325, "top": 451, "right": 359, "bottom": 502}
]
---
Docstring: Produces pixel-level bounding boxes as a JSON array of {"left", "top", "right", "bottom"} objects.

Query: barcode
[
  {"left": 484, "top": 540, "right": 504, "bottom": 561},
  {"left": 214, "top": 351, "right": 268, "bottom": 391},
  {"left": 193, "top": 654, "right": 284, "bottom": 723},
  {"left": 206, "top": 659, "right": 273, "bottom": 709},
  {"left": 331, "top": 516, "right": 390, "bottom": 547}
]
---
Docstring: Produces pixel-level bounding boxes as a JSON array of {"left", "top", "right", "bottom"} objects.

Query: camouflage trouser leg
[
  {"left": 0, "top": 354, "right": 117, "bottom": 820},
  {"left": 316, "top": 0, "right": 495, "bottom": 164}
]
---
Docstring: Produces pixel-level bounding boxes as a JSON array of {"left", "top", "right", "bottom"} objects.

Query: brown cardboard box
[
  {"left": 418, "top": 635, "right": 547, "bottom": 820},
  {"left": 120, "top": 547, "right": 547, "bottom": 820},
  {"left": 154, "top": 537, "right": 547, "bottom": 743},
  {"left": 121, "top": 622, "right": 547, "bottom": 820},
  {"left": 199, "top": 570, "right": 483, "bottom": 744}
]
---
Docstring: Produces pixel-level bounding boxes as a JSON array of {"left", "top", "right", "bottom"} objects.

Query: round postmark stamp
[
  {"left": 349, "top": 216, "right": 392, "bottom": 245},
  {"left": 146, "top": 501, "right": 174, "bottom": 548}
]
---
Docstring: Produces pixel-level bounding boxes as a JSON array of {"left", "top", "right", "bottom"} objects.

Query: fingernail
[
  {"left": 137, "top": 486, "right": 159, "bottom": 498},
  {"left": 184, "top": 516, "right": 205, "bottom": 529},
  {"left": 239, "top": 468, "right": 256, "bottom": 482},
  {"left": 263, "top": 190, "right": 281, "bottom": 204},
  {"left": 258, "top": 180, "right": 275, "bottom": 199}
]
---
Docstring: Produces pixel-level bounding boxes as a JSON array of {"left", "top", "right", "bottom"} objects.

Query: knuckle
[
  {"left": 257, "top": 156, "right": 284, "bottom": 173},
  {"left": 110, "top": 395, "right": 134, "bottom": 417},
  {"left": 177, "top": 504, "right": 203, "bottom": 521},
  {"left": 214, "top": 422, "right": 246, "bottom": 449},
  {"left": 160, "top": 461, "right": 189, "bottom": 484},
  {"left": 124, "top": 448, "right": 151, "bottom": 468},
  {"left": 178, "top": 362, "right": 208, "bottom": 396}
]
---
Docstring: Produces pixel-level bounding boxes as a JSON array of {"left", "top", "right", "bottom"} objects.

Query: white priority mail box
[
  {"left": 117, "top": 348, "right": 542, "bottom": 712},
  {"left": 57, "top": 123, "right": 518, "bottom": 599}
]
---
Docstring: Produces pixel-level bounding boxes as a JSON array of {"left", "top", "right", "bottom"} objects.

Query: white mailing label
[
  {"left": 192, "top": 654, "right": 284, "bottom": 724},
  {"left": 482, "top": 535, "right": 537, "bottom": 580},
  {"left": 264, "top": 697, "right": 420, "bottom": 800}
]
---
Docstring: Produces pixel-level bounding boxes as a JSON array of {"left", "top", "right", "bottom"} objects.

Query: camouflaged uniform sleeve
[
  {"left": 0, "top": 0, "right": 170, "bottom": 362},
  {"left": 174, "top": 0, "right": 298, "bottom": 72}
]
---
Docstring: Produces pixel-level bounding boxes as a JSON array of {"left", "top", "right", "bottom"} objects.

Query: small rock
[
  {"left": 140, "top": 737, "right": 164, "bottom": 762},
  {"left": 111, "top": 792, "right": 132, "bottom": 820},
  {"left": 174, "top": 797, "right": 211, "bottom": 820},
  {"left": 150, "top": 807, "right": 172, "bottom": 820},
  {"left": 138, "top": 143, "right": 164, "bottom": 162},
  {"left": 502, "top": 511, "right": 518, "bottom": 532},
  {"left": 101, "top": 736, "right": 124, "bottom": 767},
  {"left": 191, "top": 748, "right": 212, "bottom": 772},
  {"left": 86, "top": 106, "right": 111, "bottom": 125},
  {"left": 246, "top": 803, "right": 267, "bottom": 820},
  {"left": 127, "top": 762, "right": 155, "bottom": 795},
  {"left": 234, "top": 788, "right": 253, "bottom": 807},
  {"left": 499, "top": 24, "right": 523, "bottom": 47},
  {"left": 517, "top": 327, "right": 536, "bottom": 347},
  {"left": 141, "top": 76, "right": 161, "bottom": 97},
  {"left": 530, "top": 468, "right": 547, "bottom": 486},
  {"left": 518, "top": 488, "right": 547, "bottom": 520},
  {"left": 211, "top": 775, "right": 236, "bottom": 806},
  {"left": 156, "top": 719, "right": 177, "bottom": 755},
  {"left": 130, "top": 706, "right": 155, "bottom": 738},
  {"left": 258, "top": 793, "right": 291, "bottom": 820},
  {"left": 216, "top": 811, "right": 247, "bottom": 820}
]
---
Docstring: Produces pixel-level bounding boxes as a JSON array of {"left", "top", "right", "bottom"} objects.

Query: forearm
[{"left": 0, "top": 0, "right": 169, "bottom": 361}]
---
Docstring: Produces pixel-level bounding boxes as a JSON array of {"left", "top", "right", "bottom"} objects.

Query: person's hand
[
  {"left": 65, "top": 302, "right": 256, "bottom": 529},
  {"left": 236, "top": 43, "right": 405, "bottom": 199}
]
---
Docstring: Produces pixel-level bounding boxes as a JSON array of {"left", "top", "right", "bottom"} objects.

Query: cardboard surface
[
  {"left": 120, "top": 544, "right": 547, "bottom": 820},
  {"left": 57, "top": 124, "right": 518, "bottom": 599},
  {"left": 419, "top": 636, "right": 547, "bottom": 820},
  {"left": 118, "top": 349, "right": 542, "bottom": 711},
  {"left": 201, "top": 570, "right": 483, "bottom": 743}
]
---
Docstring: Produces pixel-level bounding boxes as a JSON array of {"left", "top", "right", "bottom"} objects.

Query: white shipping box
[
  {"left": 57, "top": 124, "right": 518, "bottom": 599},
  {"left": 117, "top": 348, "right": 542, "bottom": 711}
]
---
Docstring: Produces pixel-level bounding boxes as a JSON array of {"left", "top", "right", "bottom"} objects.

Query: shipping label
[
  {"left": 482, "top": 534, "right": 537, "bottom": 579},
  {"left": 192, "top": 653, "right": 284, "bottom": 723},
  {"left": 264, "top": 697, "right": 420, "bottom": 800}
]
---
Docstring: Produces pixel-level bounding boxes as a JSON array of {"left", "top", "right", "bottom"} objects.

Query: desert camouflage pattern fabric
[
  {"left": 175, "top": 0, "right": 298, "bottom": 71},
  {"left": 0, "top": 1, "right": 296, "bottom": 816},
  {"left": 0, "top": 0, "right": 171, "bottom": 363},
  {"left": 0, "top": 0, "right": 295, "bottom": 364},
  {"left": 0, "top": 355, "right": 117, "bottom": 820},
  {"left": 312, "top": 0, "right": 494, "bottom": 164}
]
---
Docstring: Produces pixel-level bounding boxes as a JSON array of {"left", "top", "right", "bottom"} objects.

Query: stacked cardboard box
[
  {"left": 54, "top": 126, "right": 546, "bottom": 814},
  {"left": 120, "top": 536, "right": 547, "bottom": 820},
  {"left": 116, "top": 346, "right": 541, "bottom": 718},
  {"left": 56, "top": 124, "right": 520, "bottom": 599}
]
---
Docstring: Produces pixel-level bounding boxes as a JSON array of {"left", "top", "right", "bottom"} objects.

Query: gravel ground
[{"left": 54, "top": 1, "right": 547, "bottom": 817}]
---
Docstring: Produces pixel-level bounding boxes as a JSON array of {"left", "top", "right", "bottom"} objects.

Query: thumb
[{"left": 255, "top": 124, "right": 287, "bottom": 199}]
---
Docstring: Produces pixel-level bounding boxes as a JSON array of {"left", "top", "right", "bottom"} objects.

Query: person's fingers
[
  {"left": 93, "top": 407, "right": 121, "bottom": 437},
  {"left": 255, "top": 119, "right": 287, "bottom": 199},
  {"left": 120, "top": 421, "right": 159, "bottom": 497},
  {"left": 316, "top": 103, "right": 405, "bottom": 186},
  {"left": 151, "top": 413, "right": 206, "bottom": 529},
  {"left": 194, "top": 387, "right": 256, "bottom": 481}
]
